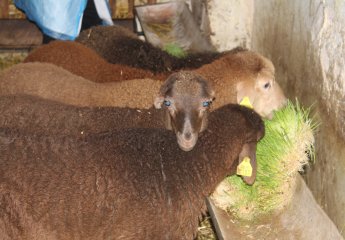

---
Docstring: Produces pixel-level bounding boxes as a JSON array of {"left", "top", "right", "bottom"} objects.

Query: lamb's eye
[
  {"left": 203, "top": 101, "right": 211, "bottom": 107},
  {"left": 264, "top": 82, "right": 271, "bottom": 89},
  {"left": 164, "top": 100, "right": 171, "bottom": 106}
]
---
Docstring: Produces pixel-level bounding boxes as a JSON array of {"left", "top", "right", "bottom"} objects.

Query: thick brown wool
[
  {"left": 0, "top": 62, "right": 162, "bottom": 109},
  {"left": 0, "top": 101, "right": 264, "bottom": 240},
  {"left": 24, "top": 41, "right": 166, "bottom": 82},
  {"left": 76, "top": 25, "right": 220, "bottom": 73},
  {"left": 22, "top": 42, "right": 285, "bottom": 117},
  {"left": 0, "top": 94, "right": 164, "bottom": 137}
]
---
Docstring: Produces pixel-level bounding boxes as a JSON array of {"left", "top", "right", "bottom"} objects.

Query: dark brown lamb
[
  {"left": 0, "top": 103, "right": 264, "bottom": 240},
  {"left": 76, "top": 25, "right": 220, "bottom": 73}
]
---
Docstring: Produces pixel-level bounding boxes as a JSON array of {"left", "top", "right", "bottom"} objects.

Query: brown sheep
[
  {"left": 76, "top": 25, "right": 219, "bottom": 72},
  {"left": 24, "top": 41, "right": 220, "bottom": 78},
  {"left": 0, "top": 94, "right": 164, "bottom": 137},
  {"left": 0, "top": 102, "right": 264, "bottom": 240},
  {"left": 156, "top": 49, "right": 287, "bottom": 119},
  {"left": 23, "top": 42, "right": 285, "bottom": 118},
  {"left": 0, "top": 62, "right": 161, "bottom": 109},
  {"left": 24, "top": 40, "right": 166, "bottom": 82},
  {"left": 76, "top": 25, "right": 139, "bottom": 43},
  {"left": 0, "top": 68, "right": 215, "bottom": 151},
  {"left": 76, "top": 26, "right": 287, "bottom": 117},
  {"left": 0, "top": 93, "right": 254, "bottom": 185},
  {"left": 194, "top": 49, "right": 287, "bottom": 119},
  {"left": 76, "top": 25, "right": 173, "bottom": 72}
]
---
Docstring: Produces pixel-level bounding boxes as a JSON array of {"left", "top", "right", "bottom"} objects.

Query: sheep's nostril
[
  {"left": 184, "top": 132, "right": 192, "bottom": 141},
  {"left": 177, "top": 132, "right": 198, "bottom": 151}
]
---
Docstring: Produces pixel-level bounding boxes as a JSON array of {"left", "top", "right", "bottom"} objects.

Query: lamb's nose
[{"left": 184, "top": 132, "right": 192, "bottom": 141}]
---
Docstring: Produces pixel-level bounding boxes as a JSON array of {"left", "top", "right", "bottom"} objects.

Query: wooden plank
[
  {"left": 205, "top": 198, "right": 224, "bottom": 240},
  {"left": 0, "top": 20, "right": 42, "bottom": 49},
  {"left": 128, "top": 0, "right": 134, "bottom": 18},
  {"left": 109, "top": 0, "right": 117, "bottom": 19},
  {"left": 8, "top": 1, "right": 26, "bottom": 19},
  {"left": 0, "top": 0, "right": 9, "bottom": 19}
]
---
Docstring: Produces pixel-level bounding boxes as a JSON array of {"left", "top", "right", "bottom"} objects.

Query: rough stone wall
[
  {"left": 250, "top": 0, "right": 345, "bottom": 234},
  {"left": 207, "top": 0, "right": 253, "bottom": 51}
]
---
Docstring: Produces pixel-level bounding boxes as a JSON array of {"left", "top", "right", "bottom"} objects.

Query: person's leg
[
  {"left": 42, "top": 33, "right": 56, "bottom": 44},
  {"left": 41, "top": 0, "right": 101, "bottom": 43},
  {"left": 81, "top": 0, "right": 102, "bottom": 31}
]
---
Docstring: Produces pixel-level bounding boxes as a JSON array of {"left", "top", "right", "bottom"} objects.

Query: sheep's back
[
  {"left": 0, "top": 62, "right": 163, "bottom": 108},
  {"left": 76, "top": 25, "right": 139, "bottom": 56},
  {"left": 76, "top": 25, "right": 221, "bottom": 73},
  {"left": 0, "top": 94, "right": 164, "bottom": 137},
  {"left": 24, "top": 41, "right": 161, "bottom": 82}
]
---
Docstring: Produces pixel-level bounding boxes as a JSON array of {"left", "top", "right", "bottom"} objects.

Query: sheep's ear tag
[
  {"left": 240, "top": 96, "right": 253, "bottom": 109},
  {"left": 237, "top": 157, "right": 253, "bottom": 177}
]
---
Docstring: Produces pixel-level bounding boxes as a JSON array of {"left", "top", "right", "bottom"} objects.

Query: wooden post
[
  {"left": 108, "top": 0, "right": 116, "bottom": 19},
  {"left": 0, "top": 0, "right": 9, "bottom": 19},
  {"left": 128, "top": 0, "right": 134, "bottom": 18}
]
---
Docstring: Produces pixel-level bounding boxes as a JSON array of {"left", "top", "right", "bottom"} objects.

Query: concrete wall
[
  {"left": 206, "top": 0, "right": 345, "bottom": 235},
  {"left": 207, "top": 0, "right": 253, "bottom": 51},
  {"left": 251, "top": 0, "right": 345, "bottom": 234}
]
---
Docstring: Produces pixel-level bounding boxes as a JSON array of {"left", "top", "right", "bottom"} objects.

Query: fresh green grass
[
  {"left": 163, "top": 43, "right": 187, "bottom": 58},
  {"left": 212, "top": 100, "right": 318, "bottom": 221},
  {"left": 0, "top": 51, "right": 28, "bottom": 71}
]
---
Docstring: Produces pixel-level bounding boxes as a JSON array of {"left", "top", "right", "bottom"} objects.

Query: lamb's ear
[
  {"left": 236, "top": 81, "right": 246, "bottom": 104},
  {"left": 154, "top": 73, "right": 177, "bottom": 109},
  {"left": 154, "top": 96, "right": 164, "bottom": 109},
  {"left": 237, "top": 142, "right": 257, "bottom": 185},
  {"left": 207, "top": 88, "right": 216, "bottom": 102},
  {"left": 198, "top": 75, "right": 215, "bottom": 100}
]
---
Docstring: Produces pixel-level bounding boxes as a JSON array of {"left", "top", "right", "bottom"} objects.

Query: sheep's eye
[
  {"left": 164, "top": 100, "right": 171, "bottom": 106},
  {"left": 203, "top": 101, "right": 211, "bottom": 107},
  {"left": 264, "top": 82, "right": 271, "bottom": 89}
]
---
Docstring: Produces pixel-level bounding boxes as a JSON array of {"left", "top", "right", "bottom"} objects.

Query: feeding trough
[{"left": 207, "top": 101, "right": 344, "bottom": 240}]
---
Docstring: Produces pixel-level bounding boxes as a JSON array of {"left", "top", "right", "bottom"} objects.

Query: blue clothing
[{"left": 14, "top": 0, "right": 113, "bottom": 40}]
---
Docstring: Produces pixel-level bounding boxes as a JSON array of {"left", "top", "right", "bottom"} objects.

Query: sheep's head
[
  {"left": 154, "top": 71, "right": 215, "bottom": 151},
  {"left": 236, "top": 57, "right": 287, "bottom": 119}
]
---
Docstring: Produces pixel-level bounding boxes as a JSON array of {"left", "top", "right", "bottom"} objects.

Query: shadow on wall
[{"left": 305, "top": 104, "right": 345, "bottom": 231}]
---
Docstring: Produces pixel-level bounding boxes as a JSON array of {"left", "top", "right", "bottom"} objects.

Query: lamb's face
[
  {"left": 236, "top": 72, "right": 287, "bottom": 119},
  {"left": 154, "top": 71, "right": 215, "bottom": 151}
]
